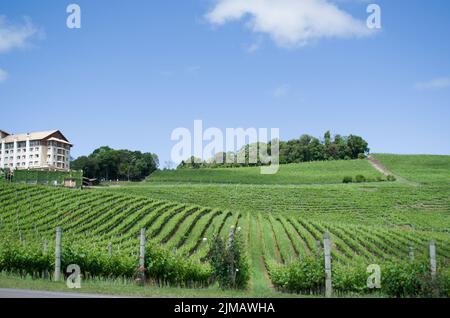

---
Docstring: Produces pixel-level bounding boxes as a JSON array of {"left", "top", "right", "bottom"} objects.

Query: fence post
[
  {"left": 108, "top": 242, "right": 113, "bottom": 257},
  {"left": 323, "top": 232, "right": 332, "bottom": 298},
  {"left": 228, "top": 225, "right": 235, "bottom": 246},
  {"left": 429, "top": 240, "right": 436, "bottom": 279},
  {"left": 138, "top": 228, "right": 146, "bottom": 285},
  {"left": 409, "top": 246, "right": 415, "bottom": 262},
  {"left": 54, "top": 227, "right": 62, "bottom": 282}
]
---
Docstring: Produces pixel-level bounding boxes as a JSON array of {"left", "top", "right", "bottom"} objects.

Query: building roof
[
  {"left": 47, "top": 137, "right": 73, "bottom": 146},
  {"left": 1, "top": 130, "right": 72, "bottom": 146}
]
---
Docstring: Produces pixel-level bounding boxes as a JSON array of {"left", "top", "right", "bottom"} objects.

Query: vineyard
[{"left": 0, "top": 155, "right": 449, "bottom": 297}]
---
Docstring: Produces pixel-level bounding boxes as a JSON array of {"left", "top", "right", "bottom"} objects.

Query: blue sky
[{"left": 1, "top": 0, "right": 449, "bottom": 166}]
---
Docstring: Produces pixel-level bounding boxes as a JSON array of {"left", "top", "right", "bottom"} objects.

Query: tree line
[
  {"left": 71, "top": 146, "right": 159, "bottom": 181},
  {"left": 178, "top": 131, "right": 369, "bottom": 169}
]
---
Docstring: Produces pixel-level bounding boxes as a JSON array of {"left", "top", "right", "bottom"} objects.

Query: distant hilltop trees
[
  {"left": 71, "top": 146, "right": 159, "bottom": 181},
  {"left": 178, "top": 131, "right": 369, "bottom": 169}
]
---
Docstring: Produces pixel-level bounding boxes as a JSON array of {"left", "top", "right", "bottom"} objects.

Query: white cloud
[
  {"left": 272, "top": 84, "right": 290, "bottom": 97},
  {"left": 246, "top": 36, "right": 263, "bottom": 53},
  {"left": 0, "top": 16, "right": 39, "bottom": 53},
  {"left": 415, "top": 77, "right": 450, "bottom": 91},
  {"left": 205, "top": 0, "right": 372, "bottom": 48},
  {"left": 246, "top": 41, "right": 260, "bottom": 53},
  {"left": 0, "top": 68, "right": 7, "bottom": 82}
]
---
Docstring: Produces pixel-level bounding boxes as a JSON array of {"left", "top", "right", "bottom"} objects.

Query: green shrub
[
  {"left": 436, "top": 267, "right": 450, "bottom": 297},
  {"left": 343, "top": 176, "right": 353, "bottom": 183},
  {"left": 333, "top": 263, "right": 368, "bottom": 294},
  {"left": 358, "top": 153, "right": 367, "bottom": 159},
  {"left": 376, "top": 176, "right": 386, "bottom": 182},
  {"left": 355, "top": 175, "right": 366, "bottom": 183},
  {"left": 267, "top": 257, "right": 324, "bottom": 294},
  {"left": 0, "top": 238, "right": 212, "bottom": 287},
  {"left": 145, "top": 242, "right": 212, "bottom": 287},
  {"left": 381, "top": 261, "right": 428, "bottom": 297},
  {"left": 387, "top": 175, "right": 397, "bottom": 182}
]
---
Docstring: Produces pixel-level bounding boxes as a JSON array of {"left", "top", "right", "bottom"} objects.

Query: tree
[
  {"left": 347, "top": 135, "right": 370, "bottom": 159},
  {"left": 324, "top": 131, "right": 331, "bottom": 146},
  {"left": 71, "top": 156, "right": 99, "bottom": 179},
  {"left": 71, "top": 147, "right": 159, "bottom": 181},
  {"left": 177, "top": 131, "right": 370, "bottom": 169}
]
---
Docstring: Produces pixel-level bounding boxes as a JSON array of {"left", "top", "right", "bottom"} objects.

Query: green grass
[
  {"left": 0, "top": 272, "right": 297, "bottom": 298},
  {"left": 147, "top": 159, "right": 383, "bottom": 185},
  {"left": 373, "top": 154, "right": 450, "bottom": 185}
]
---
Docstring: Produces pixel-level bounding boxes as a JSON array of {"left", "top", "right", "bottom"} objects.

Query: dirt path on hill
[
  {"left": 367, "top": 156, "right": 392, "bottom": 176},
  {"left": 367, "top": 156, "right": 419, "bottom": 186}
]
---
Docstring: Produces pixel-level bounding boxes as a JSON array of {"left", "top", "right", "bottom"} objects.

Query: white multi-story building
[{"left": 0, "top": 130, "right": 73, "bottom": 171}]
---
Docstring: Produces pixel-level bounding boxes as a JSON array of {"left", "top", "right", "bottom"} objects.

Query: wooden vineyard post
[
  {"left": 137, "top": 228, "right": 146, "bottom": 286},
  {"left": 316, "top": 240, "right": 322, "bottom": 259},
  {"left": 323, "top": 232, "right": 332, "bottom": 298},
  {"left": 409, "top": 246, "right": 415, "bottom": 262},
  {"left": 44, "top": 239, "right": 49, "bottom": 254},
  {"left": 228, "top": 226, "right": 236, "bottom": 288},
  {"left": 429, "top": 240, "right": 437, "bottom": 279},
  {"left": 228, "top": 225, "right": 236, "bottom": 246},
  {"left": 108, "top": 242, "right": 113, "bottom": 257},
  {"left": 54, "top": 227, "right": 62, "bottom": 282}
]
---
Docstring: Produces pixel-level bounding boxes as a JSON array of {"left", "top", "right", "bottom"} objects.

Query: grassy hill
[
  {"left": 147, "top": 159, "right": 383, "bottom": 185},
  {"left": 373, "top": 154, "right": 450, "bottom": 185}
]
